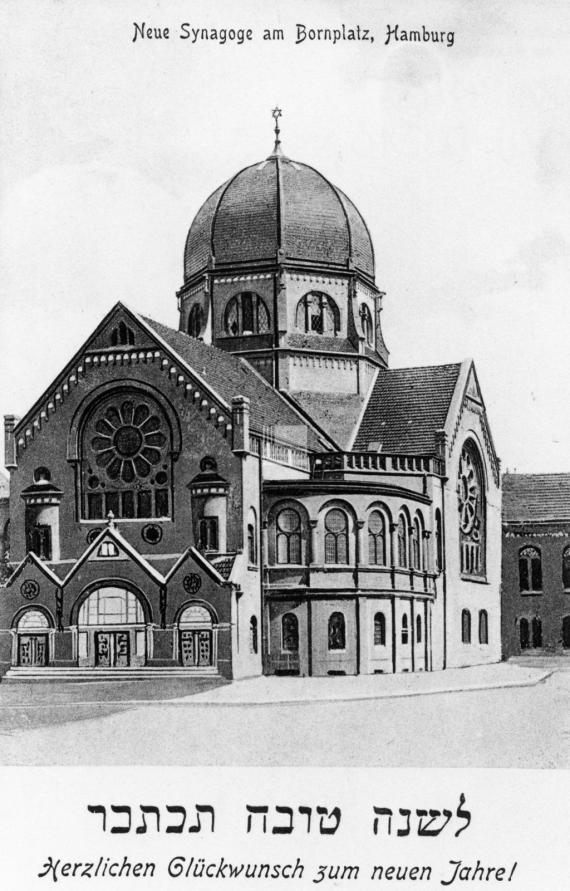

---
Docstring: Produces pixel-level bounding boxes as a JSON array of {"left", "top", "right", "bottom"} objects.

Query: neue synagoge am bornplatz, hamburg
[{"left": 0, "top": 116, "right": 503, "bottom": 681}]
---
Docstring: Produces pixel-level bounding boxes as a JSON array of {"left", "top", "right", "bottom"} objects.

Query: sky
[{"left": 1, "top": 0, "right": 569, "bottom": 473}]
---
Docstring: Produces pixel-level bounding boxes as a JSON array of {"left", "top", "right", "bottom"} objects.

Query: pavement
[{"left": 170, "top": 662, "right": 551, "bottom": 706}]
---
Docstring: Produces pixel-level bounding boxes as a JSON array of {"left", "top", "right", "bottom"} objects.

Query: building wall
[{"left": 502, "top": 525, "right": 570, "bottom": 656}]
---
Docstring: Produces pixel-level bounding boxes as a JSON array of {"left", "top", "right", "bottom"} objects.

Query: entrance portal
[
  {"left": 77, "top": 586, "right": 146, "bottom": 668},
  {"left": 16, "top": 610, "right": 50, "bottom": 667},
  {"left": 178, "top": 604, "right": 216, "bottom": 669}
]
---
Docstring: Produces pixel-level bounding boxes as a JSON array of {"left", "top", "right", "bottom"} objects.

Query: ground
[{"left": 0, "top": 663, "right": 568, "bottom": 767}]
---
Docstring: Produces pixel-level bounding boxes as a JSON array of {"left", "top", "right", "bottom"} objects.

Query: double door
[
  {"left": 18, "top": 634, "right": 48, "bottom": 667},
  {"left": 95, "top": 631, "right": 130, "bottom": 667},
  {"left": 179, "top": 629, "right": 212, "bottom": 667}
]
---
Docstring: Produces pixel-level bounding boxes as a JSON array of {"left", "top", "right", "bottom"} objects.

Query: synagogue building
[{"left": 0, "top": 119, "right": 502, "bottom": 680}]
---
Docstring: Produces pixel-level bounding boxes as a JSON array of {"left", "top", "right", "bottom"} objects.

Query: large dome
[{"left": 183, "top": 153, "right": 375, "bottom": 282}]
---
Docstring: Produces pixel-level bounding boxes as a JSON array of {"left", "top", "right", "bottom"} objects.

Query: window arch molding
[
  {"left": 411, "top": 511, "right": 426, "bottom": 571},
  {"left": 174, "top": 599, "right": 219, "bottom": 627},
  {"left": 295, "top": 291, "right": 340, "bottom": 336},
  {"left": 188, "top": 303, "right": 205, "bottom": 338},
  {"left": 562, "top": 546, "right": 570, "bottom": 590},
  {"left": 318, "top": 499, "right": 356, "bottom": 566},
  {"left": 366, "top": 502, "right": 392, "bottom": 566},
  {"left": 519, "top": 546, "right": 542, "bottom": 593},
  {"left": 68, "top": 380, "right": 182, "bottom": 463},
  {"left": 268, "top": 499, "right": 310, "bottom": 565},
  {"left": 224, "top": 292, "right": 270, "bottom": 337},
  {"left": 11, "top": 603, "right": 55, "bottom": 630},
  {"left": 359, "top": 303, "right": 374, "bottom": 346},
  {"left": 396, "top": 506, "right": 413, "bottom": 569},
  {"left": 70, "top": 579, "right": 152, "bottom": 627}
]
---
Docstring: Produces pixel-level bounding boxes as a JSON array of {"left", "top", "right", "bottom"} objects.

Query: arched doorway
[
  {"left": 15, "top": 609, "right": 51, "bottom": 667},
  {"left": 178, "top": 604, "right": 217, "bottom": 669},
  {"left": 77, "top": 586, "right": 146, "bottom": 668}
]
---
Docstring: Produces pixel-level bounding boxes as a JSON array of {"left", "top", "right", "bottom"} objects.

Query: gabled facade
[{"left": 1, "top": 129, "right": 501, "bottom": 680}]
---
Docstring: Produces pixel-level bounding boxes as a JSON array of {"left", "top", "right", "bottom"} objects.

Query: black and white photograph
[{"left": 0, "top": 1, "right": 568, "bottom": 887}]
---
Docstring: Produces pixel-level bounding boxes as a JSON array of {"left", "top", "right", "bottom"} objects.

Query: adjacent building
[
  {"left": 502, "top": 473, "right": 570, "bottom": 656},
  {"left": 0, "top": 125, "right": 502, "bottom": 680}
]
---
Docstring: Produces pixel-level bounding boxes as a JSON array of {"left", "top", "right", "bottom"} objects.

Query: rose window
[
  {"left": 91, "top": 401, "right": 166, "bottom": 483},
  {"left": 81, "top": 395, "right": 171, "bottom": 521},
  {"left": 457, "top": 443, "right": 485, "bottom": 576}
]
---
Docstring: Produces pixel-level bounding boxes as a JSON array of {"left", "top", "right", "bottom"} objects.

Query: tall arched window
[
  {"left": 479, "top": 610, "right": 489, "bottom": 644},
  {"left": 249, "top": 616, "right": 258, "bottom": 655},
  {"left": 519, "top": 547, "right": 542, "bottom": 592},
  {"left": 81, "top": 392, "right": 172, "bottom": 520},
  {"left": 412, "top": 517, "right": 422, "bottom": 570},
  {"left": 324, "top": 509, "right": 349, "bottom": 564},
  {"left": 519, "top": 617, "right": 530, "bottom": 650},
  {"left": 563, "top": 547, "right": 570, "bottom": 590},
  {"left": 531, "top": 617, "right": 542, "bottom": 648},
  {"left": 328, "top": 612, "right": 346, "bottom": 650},
  {"left": 374, "top": 612, "right": 386, "bottom": 646},
  {"left": 110, "top": 321, "right": 135, "bottom": 346},
  {"left": 397, "top": 515, "right": 408, "bottom": 568},
  {"left": 461, "top": 609, "right": 471, "bottom": 644},
  {"left": 368, "top": 510, "right": 387, "bottom": 565},
  {"left": 188, "top": 304, "right": 204, "bottom": 338},
  {"left": 247, "top": 509, "right": 257, "bottom": 565},
  {"left": 360, "top": 304, "right": 374, "bottom": 346},
  {"left": 276, "top": 508, "right": 302, "bottom": 564},
  {"left": 562, "top": 616, "right": 570, "bottom": 649},
  {"left": 224, "top": 292, "right": 270, "bottom": 336},
  {"left": 435, "top": 509, "right": 443, "bottom": 572},
  {"left": 457, "top": 442, "right": 486, "bottom": 577},
  {"left": 296, "top": 292, "right": 340, "bottom": 335},
  {"left": 282, "top": 613, "right": 299, "bottom": 652},
  {"left": 401, "top": 613, "right": 409, "bottom": 645},
  {"left": 416, "top": 613, "right": 422, "bottom": 644}
]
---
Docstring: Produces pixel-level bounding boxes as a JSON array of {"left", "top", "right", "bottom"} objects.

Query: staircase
[{"left": 3, "top": 665, "right": 220, "bottom": 683}]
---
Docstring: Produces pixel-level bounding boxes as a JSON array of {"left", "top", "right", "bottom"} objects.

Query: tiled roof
[
  {"left": 353, "top": 363, "right": 461, "bottom": 453},
  {"left": 286, "top": 334, "right": 354, "bottom": 353},
  {"left": 290, "top": 392, "right": 365, "bottom": 450},
  {"left": 183, "top": 156, "right": 374, "bottom": 281},
  {"left": 142, "top": 315, "right": 325, "bottom": 450},
  {"left": 208, "top": 554, "right": 236, "bottom": 581},
  {"left": 503, "top": 473, "right": 570, "bottom": 523}
]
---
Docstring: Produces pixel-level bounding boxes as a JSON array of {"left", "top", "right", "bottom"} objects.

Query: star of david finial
[{"left": 272, "top": 106, "right": 282, "bottom": 153}]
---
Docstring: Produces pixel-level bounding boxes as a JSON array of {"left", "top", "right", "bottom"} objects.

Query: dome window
[
  {"left": 360, "top": 303, "right": 374, "bottom": 346},
  {"left": 188, "top": 304, "right": 204, "bottom": 338},
  {"left": 224, "top": 292, "right": 270, "bottom": 337},
  {"left": 296, "top": 292, "right": 340, "bottom": 336}
]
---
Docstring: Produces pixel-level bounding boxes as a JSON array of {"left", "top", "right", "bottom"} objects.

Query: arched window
[
  {"left": 531, "top": 617, "right": 542, "bottom": 648},
  {"left": 563, "top": 547, "right": 570, "bottom": 590},
  {"left": 295, "top": 292, "right": 340, "bottom": 335},
  {"left": 374, "top": 612, "right": 386, "bottom": 646},
  {"left": 435, "top": 509, "right": 443, "bottom": 572},
  {"left": 397, "top": 515, "right": 408, "bottom": 568},
  {"left": 17, "top": 610, "right": 50, "bottom": 631},
  {"left": 328, "top": 612, "right": 346, "bottom": 650},
  {"left": 78, "top": 587, "right": 144, "bottom": 626},
  {"left": 224, "top": 292, "right": 270, "bottom": 336},
  {"left": 479, "top": 609, "right": 489, "bottom": 645},
  {"left": 562, "top": 616, "right": 570, "bottom": 649},
  {"left": 401, "top": 613, "right": 409, "bottom": 645},
  {"left": 360, "top": 303, "right": 374, "bottom": 346},
  {"left": 282, "top": 613, "right": 299, "bottom": 652},
  {"left": 412, "top": 517, "right": 422, "bottom": 570},
  {"left": 519, "top": 546, "right": 542, "bottom": 592},
  {"left": 519, "top": 617, "right": 530, "bottom": 650},
  {"left": 110, "top": 321, "right": 135, "bottom": 346},
  {"left": 416, "top": 613, "right": 422, "bottom": 644},
  {"left": 81, "top": 392, "right": 172, "bottom": 521},
  {"left": 276, "top": 508, "right": 302, "bottom": 564},
  {"left": 247, "top": 509, "right": 257, "bottom": 565},
  {"left": 188, "top": 304, "right": 204, "bottom": 338},
  {"left": 461, "top": 609, "right": 471, "bottom": 644},
  {"left": 324, "top": 509, "right": 349, "bottom": 564},
  {"left": 368, "top": 510, "right": 387, "bottom": 565},
  {"left": 457, "top": 442, "right": 486, "bottom": 577},
  {"left": 249, "top": 616, "right": 258, "bottom": 655}
]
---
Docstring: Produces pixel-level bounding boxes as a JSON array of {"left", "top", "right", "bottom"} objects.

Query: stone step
[{"left": 3, "top": 666, "right": 220, "bottom": 683}]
